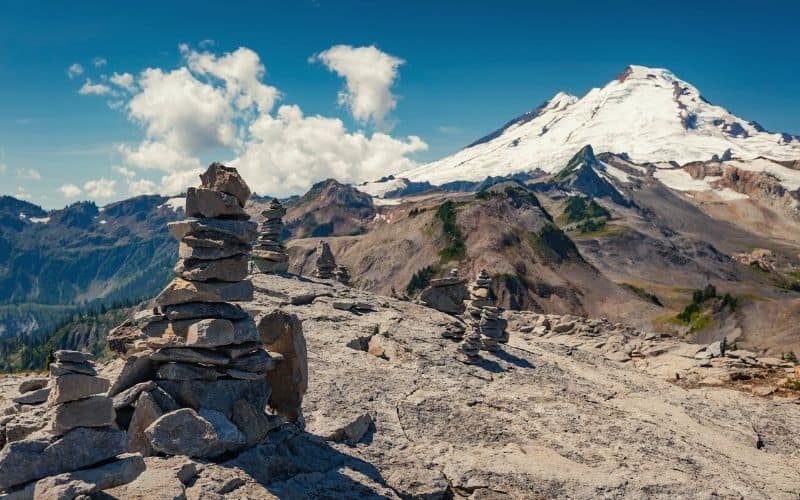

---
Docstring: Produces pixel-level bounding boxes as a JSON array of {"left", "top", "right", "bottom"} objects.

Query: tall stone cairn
[
  {"left": 105, "top": 163, "right": 281, "bottom": 459},
  {"left": 252, "top": 198, "right": 289, "bottom": 274},
  {"left": 459, "top": 270, "right": 493, "bottom": 361},
  {"left": 313, "top": 240, "right": 336, "bottom": 279},
  {"left": 0, "top": 351, "right": 142, "bottom": 494}
]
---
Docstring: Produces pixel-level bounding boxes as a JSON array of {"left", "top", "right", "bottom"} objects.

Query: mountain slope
[{"left": 402, "top": 65, "right": 800, "bottom": 184}]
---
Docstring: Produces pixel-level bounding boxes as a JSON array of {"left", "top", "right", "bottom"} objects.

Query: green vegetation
[
  {"left": 675, "top": 284, "right": 737, "bottom": 332},
  {"left": 0, "top": 302, "right": 135, "bottom": 372},
  {"left": 560, "top": 196, "right": 610, "bottom": 224},
  {"left": 527, "top": 222, "right": 581, "bottom": 263},
  {"left": 475, "top": 189, "right": 502, "bottom": 201},
  {"left": 434, "top": 201, "right": 466, "bottom": 262},
  {"left": 558, "top": 196, "right": 611, "bottom": 235},
  {"left": 621, "top": 283, "right": 663, "bottom": 307},
  {"left": 782, "top": 351, "right": 798, "bottom": 365},
  {"left": 405, "top": 266, "right": 438, "bottom": 296},
  {"left": 553, "top": 146, "right": 592, "bottom": 182}
]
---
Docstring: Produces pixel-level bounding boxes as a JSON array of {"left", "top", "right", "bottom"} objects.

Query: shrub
[
  {"left": 434, "top": 201, "right": 466, "bottom": 262},
  {"left": 405, "top": 266, "right": 438, "bottom": 296}
]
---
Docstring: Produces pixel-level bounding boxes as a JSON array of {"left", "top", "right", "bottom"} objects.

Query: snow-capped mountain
[{"left": 402, "top": 65, "right": 800, "bottom": 185}]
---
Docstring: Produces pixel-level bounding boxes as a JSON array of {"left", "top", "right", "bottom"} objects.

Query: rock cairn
[
  {"left": 105, "top": 163, "right": 282, "bottom": 459},
  {"left": 314, "top": 240, "right": 336, "bottom": 279},
  {"left": 459, "top": 270, "right": 508, "bottom": 360},
  {"left": 252, "top": 198, "right": 289, "bottom": 274},
  {"left": 0, "top": 351, "right": 144, "bottom": 496},
  {"left": 334, "top": 265, "right": 351, "bottom": 286}
]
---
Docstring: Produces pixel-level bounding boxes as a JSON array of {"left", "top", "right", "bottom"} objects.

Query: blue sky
[{"left": 1, "top": 0, "right": 799, "bottom": 207}]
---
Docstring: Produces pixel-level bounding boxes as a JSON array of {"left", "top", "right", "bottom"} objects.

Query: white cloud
[
  {"left": 88, "top": 45, "right": 425, "bottom": 197},
  {"left": 16, "top": 168, "right": 41, "bottom": 180},
  {"left": 78, "top": 80, "right": 112, "bottom": 95},
  {"left": 311, "top": 45, "right": 404, "bottom": 125},
  {"left": 83, "top": 178, "right": 116, "bottom": 198},
  {"left": 15, "top": 187, "right": 32, "bottom": 200},
  {"left": 231, "top": 104, "right": 426, "bottom": 196},
  {"left": 112, "top": 165, "right": 136, "bottom": 179},
  {"left": 58, "top": 184, "right": 82, "bottom": 198},
  {"left": 93, "top": 57, "right": 107, "bottom": 67},
  {"left": 198, "top": 39, "right": 215, "bottom": 49},
  {"left": 67, "top": 63, "right": 84, "bottom": 79},
  {"left": 110, "top": 72, "right": 135, "bottom": 91},
  {"left": 128, "top": 178, "right": 159, "bottom": 196}
]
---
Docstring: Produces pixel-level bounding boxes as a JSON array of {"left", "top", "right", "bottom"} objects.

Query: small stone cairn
[
  {"left": 104, "top": 163, "right": 282, "bottom": 459},
  {"left": 334, "top": 265, "right": 351, "bottom": 286},
  {"left": 0, "top": 351, "right": 144, "bottom": 495},
  {"left": 313, "top": 240, "right": 336, "bottom": 279},
  {"left": 421, "top": 268, "right": 468, "bottom": 316},
  {"left": 252, "top": 198, "right": 289, "bottom": 273},
  {"left": 459, "top": 269, "right": 508, "bottom": 361}
]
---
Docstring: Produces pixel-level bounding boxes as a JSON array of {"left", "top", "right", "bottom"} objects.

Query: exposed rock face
[
  {"left": 103, "top": 163, "right": 279, "bottom": 461},
  {"left": 313, "top": 240, "right": 336, "bottom": 279},
  {"left": 257, "top": 311, "right": 308, "bottom": 425},
  {"left": 252, "top": 198, "right": 289, "bottom": 274}
]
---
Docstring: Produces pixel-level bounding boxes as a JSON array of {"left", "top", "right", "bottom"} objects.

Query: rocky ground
[{"left": 2, "top": 272, "right": 799, "bottom": 498}]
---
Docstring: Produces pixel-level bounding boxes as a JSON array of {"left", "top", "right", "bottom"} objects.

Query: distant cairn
[
  {"left": 252, "top": 198, "right": 289, "bottom": 274},
  {"left": 313, "top": 241, "right": 336, "bottom": 279},
  {"left": 459, "top": 269, "right": 508, "bottom": 362}
]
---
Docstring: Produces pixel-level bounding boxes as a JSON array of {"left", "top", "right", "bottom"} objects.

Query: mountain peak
[{"left": 401, "top": 66, "right": 800, "bottom": 185}]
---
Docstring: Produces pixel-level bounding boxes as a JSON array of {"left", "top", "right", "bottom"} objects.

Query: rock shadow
[
  {"left": 491, "top": 348, "right": 535, "bottom": 369},
  {"left": 220, "top": 425, "right": 394, "bottom": 498}
]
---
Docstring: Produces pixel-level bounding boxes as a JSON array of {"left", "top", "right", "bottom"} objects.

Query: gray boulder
[
  {"left": 52, "top": 395, "right": 114, "bottom": 435},
  {"left": 0, "top": 427, "right": 126, "bottom": 490}
]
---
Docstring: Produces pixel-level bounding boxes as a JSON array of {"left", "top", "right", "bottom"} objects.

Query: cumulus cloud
[
  {"left": 80, "top": 44, "right": 425, "bottom": 197},
  {"left": 78, "top": 80, "right": 112, "bottom": 95},
  {"left": 128, "top": 178, "right": 159, "bottom": 196},
  {"left": 67, "top": 63, "right": 84, "bottom": 79},
  {"left": 58, "top": 184, "right": 82, "bottom": 198},
  {"left": 93, "top": 57, "right": 107, "bottom": 67},
  {"left": 15, "top": 186, "right": 32, "bottom": 200},
  {"left": 311, "top": 45, "right": 404, "bottom": 125},
  {"left": 16, "top": 168, "right": 41, "bottom": 180},
  {"left": 83, "top": 178, "right": 116, "bottom": 198},
  {"left": 110, "top": 72, "right": 135, "bottom": 91}
]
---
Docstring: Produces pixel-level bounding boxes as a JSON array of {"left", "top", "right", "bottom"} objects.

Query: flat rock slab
[
  {"left": 150, "top": 347, "right": 230, "bottom": 366},
  {"left": 32, "top": 454, "right": 146, "bottom": 499},
  {"left": 0, "top": 427, "right": 126, "bottom": 490},
  {"left": 52, "top": 395, "right": 115, "bottom": 434},
  {"left": 48, "top": 373, "right": 109, "bottom": 405},
  {"left": 227, "top": 349, "right": 275, "bottom": 373},
  {"left": 17, "top": 378, "right": 49, "bottom": 394},
  {"left": 156, "top": 362, "right": 220, "bottom": 381},
  {"left": 49, "top": 361, "right": 96, "bottom": 377},
  {"left": 167, "top": 218, "right": 257, "bottom": 244},
  {"left": 155, "top": 278, "right": 254, "bottom": 307},
  {"left": 53, "top": 350, "right": 90, "bottom": 364},
  {"left": 12, "top": 387, "right": 50, "bottom": 405},
  {"left": 176, "top": 255, "right": 249, "bottom": 282},
  {"left": 185, "top": 186, "right": 248, "bottom": 219},
  {"left": 160, "top": 302, "right": 249, "bottom": 321}
]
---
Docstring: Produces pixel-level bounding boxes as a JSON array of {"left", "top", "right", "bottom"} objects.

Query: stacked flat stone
[
  {"left": 314, "top": 240, "right": 336, "bottom": 279},
  {"left": 0, "top": 351, "right": 142, "bottom": 495},
  {"left": 334, "top": 265, "right": 351, "bottom": 285},
  {"left": 252, "top": 198, "right": 289, "bottom": 273},
  {"left": 459, "top": 271, "right": 492, "bottom": 361},
  {"left": 105, "top": 163, "right": 281, "bottom": 460}
]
